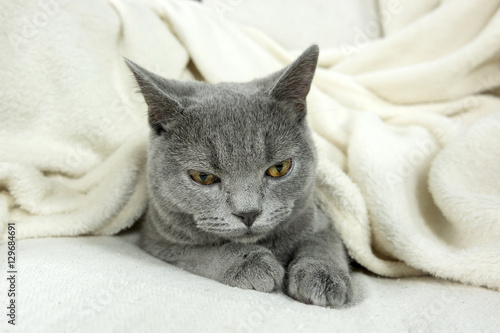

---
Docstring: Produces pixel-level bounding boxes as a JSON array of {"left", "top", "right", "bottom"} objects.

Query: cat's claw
[
  {"left": 221, "top": 249, "right": 284, "bottom": 293},
  {"left": 287, "top": 258, "right": 353, "bottom": 308}
]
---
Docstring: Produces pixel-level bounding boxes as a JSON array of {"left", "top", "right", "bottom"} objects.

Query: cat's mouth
[{"left": 195, "top": 206, "right": 293, "bottom": 243}]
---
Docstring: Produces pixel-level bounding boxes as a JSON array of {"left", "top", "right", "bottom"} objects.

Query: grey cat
[{"left": 125, "top": 45, "right": 353, "bottom": 307}]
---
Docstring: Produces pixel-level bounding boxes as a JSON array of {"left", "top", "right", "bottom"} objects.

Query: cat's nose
[{"left": 232, "top": 210, "right": 261, "bottom": 227}]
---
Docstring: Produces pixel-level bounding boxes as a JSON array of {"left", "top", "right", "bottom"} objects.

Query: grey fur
[{"left": 125, "top": 45, "right": 353, "bottom": 307}]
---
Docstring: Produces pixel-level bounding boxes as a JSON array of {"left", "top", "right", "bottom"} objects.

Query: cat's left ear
[
  {"left": 270, "top": 45, "right": 319, "bottom": 111},
  {"left": 124, "top": 58, "right": 183, "bottom": 134}
]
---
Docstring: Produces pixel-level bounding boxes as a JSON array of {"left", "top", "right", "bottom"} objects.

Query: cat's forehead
[
  {"left": 192, "top": 81, "right": 266, "bottom": 106},
  {"left": 172, "top": 89, "right": 303, "bottom": 173},
  {"left": 184, "top": 82, "right": 278, "bottom": 131}
]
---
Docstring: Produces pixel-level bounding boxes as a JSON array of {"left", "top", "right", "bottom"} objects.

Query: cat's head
[{"left": 126, "top": 45, "right": 319, "bottom": 243}]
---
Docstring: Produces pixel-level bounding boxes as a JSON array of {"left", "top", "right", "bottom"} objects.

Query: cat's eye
[
  {"left": 189, "top": 170, "right": 219, "bottom": 185},
  {"left": 266, "top": 159, "right": 292, "bottom": 178}
]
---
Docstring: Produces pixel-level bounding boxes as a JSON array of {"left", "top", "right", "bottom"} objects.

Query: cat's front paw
[
  {"left": 221, "top": 248, "right": 284, "bottom": 293},
  {"left": 287, "top": 258, "right": 353, "bottom": 308}
]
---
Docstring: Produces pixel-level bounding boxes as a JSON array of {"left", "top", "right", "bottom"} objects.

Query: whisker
[
  {"left": 197, "top": 217, "right": 225, "bottom": 221},
  {"left": 200, "top": 222, "right": 228, "bottom": 227}
]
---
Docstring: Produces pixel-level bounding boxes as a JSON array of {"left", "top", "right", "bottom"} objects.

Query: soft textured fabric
[
  {"left": 1, "top": 233, "right": 499, "bottom": 333},
  {"left": 1, "top": 0, "right": 499, "bottom": 293}
]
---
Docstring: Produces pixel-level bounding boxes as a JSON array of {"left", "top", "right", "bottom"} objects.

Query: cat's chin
[
  {"left": 205, "top": 227, "right": 271, "bottom": 244},
  {"left": 227, "top": 231, "right": 268, "bottom": 244}
]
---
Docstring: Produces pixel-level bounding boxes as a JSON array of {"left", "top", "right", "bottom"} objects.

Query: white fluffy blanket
[{"left": 1, "top": 0, "right": 499, "bottom": 291}]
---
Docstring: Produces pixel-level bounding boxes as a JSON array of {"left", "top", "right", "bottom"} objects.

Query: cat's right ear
[
  {"left": 124, "top": 58, "right": 182, "bottom": 134},
  {"left": 269, "top": 45, "right": 319, "bottom": 112}
]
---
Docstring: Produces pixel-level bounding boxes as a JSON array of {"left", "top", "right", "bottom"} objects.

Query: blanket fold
[{"left": 1, "top": 0, "right": 498, "bottom": 290}]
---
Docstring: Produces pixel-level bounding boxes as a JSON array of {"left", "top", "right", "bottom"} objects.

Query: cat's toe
[
  {"left": 287, "top": 258, "right": 353, "bottom": 308},
  {"left": 222, "top": 249, "right": 284, "bottom": 293}
]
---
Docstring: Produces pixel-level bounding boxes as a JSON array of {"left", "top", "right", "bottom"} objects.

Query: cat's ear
[
  {"left": 269, "top": 45, "right": 319, "bottom": 112},
  {"left": 124, "top": 58, "right": 182, "bottom": 134}
]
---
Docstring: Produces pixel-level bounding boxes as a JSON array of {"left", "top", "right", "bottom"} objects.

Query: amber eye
[
  {"left": 189, "top": 171, "right": 219, "bottom": 185},
  {"left": 266, "top": 159, "right": 292, "bottom": 178}
]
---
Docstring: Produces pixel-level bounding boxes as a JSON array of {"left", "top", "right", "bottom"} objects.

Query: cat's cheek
[
  {"left": 179, "top": 182, "right": 227, "bottom": 215},
  {"left": 265, "top": 165, "right": 312, "bottom": 198}
]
